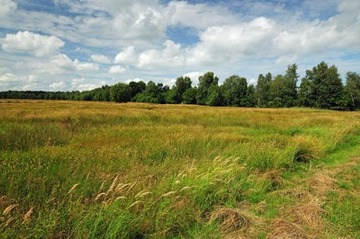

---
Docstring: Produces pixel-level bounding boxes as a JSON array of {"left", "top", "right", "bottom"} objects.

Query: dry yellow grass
[
  {"left": 209, "top": 208, "right": 251, "bottom": 233},
  {"left": 0, "top": 100, "right": 359, "bottom": 238}
]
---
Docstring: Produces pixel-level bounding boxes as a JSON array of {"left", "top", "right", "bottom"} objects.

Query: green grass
[{"left": 0, "top": 100, "right": 359, "bottom": 238}]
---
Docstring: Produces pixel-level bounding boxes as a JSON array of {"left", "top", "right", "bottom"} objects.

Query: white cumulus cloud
[
  {"left": 74, "top": 59, "right": 99, "bottom": 72},
  {"left": 109, "top": 65, "right": 126, "bottom": 74},
  {"left": 186, "top": 17, "right": 277, "bottom": 66},
  {"left": 0, "top": 0, "right": 360, "bottom": 91},
  {"left": 1, "top": 31, "right": 65, "bottom": 57},
  {"left": 166, "top": 1, "right": 236, "bottom": 30},
  {"left": 49, "top": 81, "right": 68, "bottom": 91},
  {"left": 0, "top": 73, "right": 13, "bottom": 82},
  {"left": 49, "top": 54, "right": 99, "bottom": 72},
  {"left": 0, "top": 0, "right": 17, "bottom": 18},
  {"left": 138, "top": 40, "right": 184, "bottom": 69},
  {"left": 71, "top": 77, "right": 106, "bottom": 91},
  {"left": 90, "top": 54, "right": 111, "bottom": 64},
  {"left": 114, "top": 46, "right": 137, "bottom": 64}
]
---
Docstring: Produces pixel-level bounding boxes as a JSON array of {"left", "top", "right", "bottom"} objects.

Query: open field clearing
[{"left": 1, "top": 100, "right": 359, "bottom": 238}]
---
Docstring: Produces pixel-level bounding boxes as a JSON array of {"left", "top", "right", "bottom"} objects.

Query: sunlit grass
[{"left": 0, "top": 100, "right": 359, "bottom": 238}]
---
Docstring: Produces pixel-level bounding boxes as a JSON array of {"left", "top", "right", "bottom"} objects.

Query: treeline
[{"left": 1, "top": 61, "right": 359, "bottom": 110}]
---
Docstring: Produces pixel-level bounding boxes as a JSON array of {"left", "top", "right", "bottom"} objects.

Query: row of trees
[{"left": 1, "top": 61, "right": 359, "bottom": 110}]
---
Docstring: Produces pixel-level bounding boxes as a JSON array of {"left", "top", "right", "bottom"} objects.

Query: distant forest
[{"left": 1, "top": 61, "right": 359, "bottom": 110}]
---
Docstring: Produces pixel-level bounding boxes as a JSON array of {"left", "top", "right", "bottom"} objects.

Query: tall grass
[{"left": 0, "top": 100, "right": 359, "bottom": 238}]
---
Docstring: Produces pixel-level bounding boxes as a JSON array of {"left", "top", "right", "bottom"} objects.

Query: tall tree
[
  {"left": 182, "top": 87, "right": 197, "bottom": 104},
  {"left": 110, "top": 83, "right": 132, "bottom": 103},
  {"left": 283, "top": 64, "right": 299, "bottom": 106},
  {"left": 222, "top": 75, "right": 248, "bottom": 106},
  {"left": 268, "top": 74, "right": 285, "bottom": 107},
  {"left": 129, "top": 81, "right": 146, "bottom": 100},
  {"left": 298, "top": 77, "right": 313, "bottom": 107},
  {"left": 245, "top": 84, "right": 257, "bottom": 107},
  {"left": 256, "top": 73, "right": 272, "bottom": 107},
  {"left": 343, "top": 72, "right": 360, "bottom": 110},
  {"left": 206, "top": 85, "right": 223, "bottom": 106},
  {"left": 301, "top": 62, "right": 343, "bottom": 109},
  {"left": 196, "top": 72, "right": 219, "bottom": 105},
  {"left": 268, "top": 64, "right": 299, "bottom": 107},
  {"left": 173, "top": 76, "right": 192, "bottom": 103},
  {"left": 145, "top": 81, "right": 159, "bottom": 103}
]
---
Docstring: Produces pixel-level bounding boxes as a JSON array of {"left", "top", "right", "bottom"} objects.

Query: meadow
[{"left": 0, "top": 100, "right": 359, "bottom": 238}]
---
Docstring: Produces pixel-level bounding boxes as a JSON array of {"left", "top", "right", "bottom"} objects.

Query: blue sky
[{"left": 0, "top": 0, "right": 359, "bottom": 91}]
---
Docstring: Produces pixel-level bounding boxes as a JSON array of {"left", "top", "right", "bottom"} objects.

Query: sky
[{"left": 0, "top": 0, "right": 359, "bottom": 91}]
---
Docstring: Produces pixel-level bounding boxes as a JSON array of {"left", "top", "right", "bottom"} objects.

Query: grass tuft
[{"left": 209, "top": 208, "right": 250, "bottom": 233}]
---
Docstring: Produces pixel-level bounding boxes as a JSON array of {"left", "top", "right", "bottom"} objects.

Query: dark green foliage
[
  {"left": 165, "top": 89, "right": 177, "bottom": 104},
  {"left": 110, "top": 83, "right": 132, "bottom": 103},
  {"left": 196, "top": 72, "right": 219, "bottom": 105},
  {"left": 129, "top": 81, "right": 146, "bottom": 100},
  {"left": 245, "top": 84, "right": 257, "bottom": 107},
  {"left": 256, "top": 73, "right": 272, "bottom": 107},
  {"left": 0, "top": 61, "right": 358, "bottom": 110},
  {"left": 283, "top": 64, "right": 298, "bottom": 107},
  {"left": 268, "top": 75, "right": 285, "bottom": 107},
  {"left": 343, "top": 72, "right": 360, "bottom": 110},
  {"left": 268, "top": 64, "right": 298, "bottom": 108},
  {"left": 89, "top": 85, "right": 111, "bottom": 101},
  {"left": 222, "top": 75, "right": 248, "bottom": 106},
  {"left": 298, "top": 78, "right": 312, "bottom": 107},
  {"left": 133, "top": 81, "right": 168, "bottom": 104},
  {"left": 173, "top": 76, "right": 192, "bottom": 103},
  {"left": 182, "top": 88, "right": 197, "bottom": 104},
  {"left": 300, "top": 62, "right": 343, "bottom": 109},
  {"left": 206, "top": 85, "right": 223, "bottom": 106}
]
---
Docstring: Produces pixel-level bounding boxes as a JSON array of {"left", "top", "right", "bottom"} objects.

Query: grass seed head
[
  {"left": 114, "top": 196, "right": 127, "bottom": 202},
  {"left": 115, "top": 183, "right": 131, "bottom": 194},
  {"left": 135, "top": 191, "right": 152, "bottom": 198},
  {"left": 161, "top": 191, "right": 177, "bottom": 197},
  {"left": 107, "top": 175, "right": 119, "bottom": 193},
  {"left": 23, "top": 207, "right": 34, "bottom": 223},
  {"left": 128, "top": 200, "right": 143, "bottom": 209},
  {"left": 67, "top": 183, "right": 80, "bottom": 194},
  {"left": 95, "top": 192, "right": 107, "bottom": 202},
  {"left": 3, "top": 204, "right": 19, "bottom": 216},
  {"left": 5, "top": 217, "right": 15, "bottom": 227}
]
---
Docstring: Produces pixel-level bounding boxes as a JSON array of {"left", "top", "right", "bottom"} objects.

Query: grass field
[{"left": 1, "top": 100, "right": 359, "bottom": 238}]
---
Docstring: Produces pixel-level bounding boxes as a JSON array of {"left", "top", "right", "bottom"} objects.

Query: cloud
[
  {"left": 0, "top": 73, "right": 14, "bottom": 88},
  {"left": 183, "top": 71, "right": 204, "bottom": 86},
  {"left": 114, "top": 46, "right": 137, "bottom": 64},
  {"left": 1, "top": 31, "right": 65, "bottom": 57},
  {"left": 74, "top": 59, "right": 99, "bottom": 72},
  {"left": 109, "top": 65, "right": 126, "bottom": 74},
  {"left": 50, "top": 0, "right": 168, "bottom": 47},
  {"left": 125, "top": 77, "right": 144, "bottom": 83},
  {"left": 186, "top": 17, "right": 277, "bottom": 66},
  {"left": 27, "top": 74, "right": 38, "bottom": 83},
  {"left": 272, "top": 4, "right": 360, "bottom": 58},
  {"left": 49, "top": 81, "right": 67, "bottom": 91},
  {"left": 0, "top": 0, "right": 360, "bottom": 91},
  {"left": 71, "top": 77, "right": 106, "bottom": 91},
  {"left": 107, "top": 4, "right": 360, "bottom": 76},
  {"left": 138, "top": 40, "right": 184, "bottom": 69},
  {"left": 114, "top": 40, "right": 185, "bottom": 70},
  {"left": 90, "top": 54, "right": 111, "bottom": 64},
  {"left": 166, "top": 1, "right": 237, "bottom": 30},
  {"left": 49, "top": 54, "right": 98, "bottom": 72},
  {"left": 0, "top": 0, "right": 17, "bottom": 18}
]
